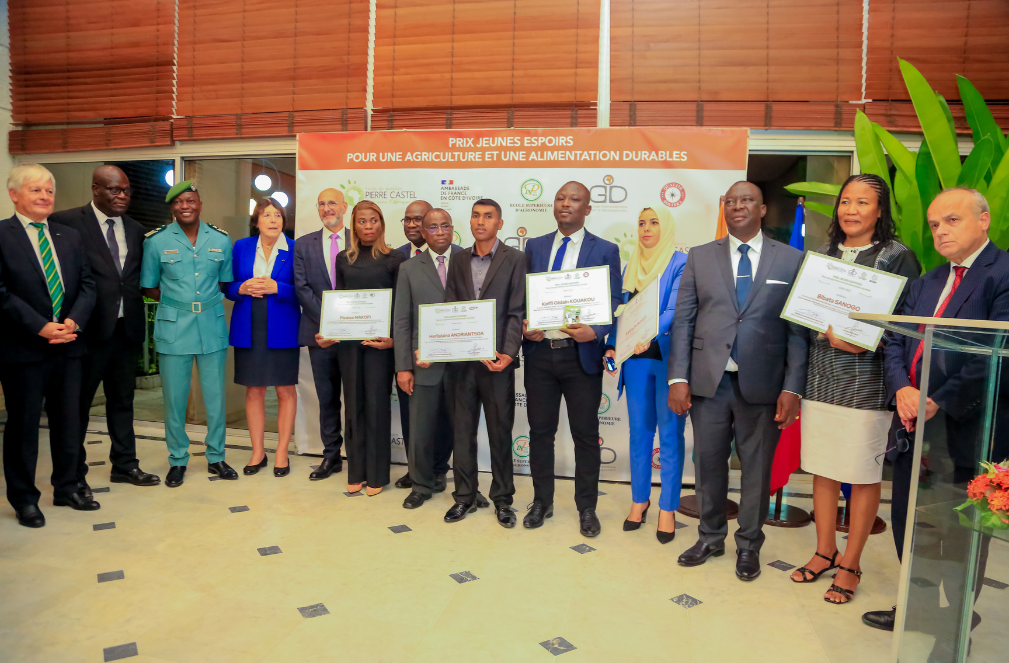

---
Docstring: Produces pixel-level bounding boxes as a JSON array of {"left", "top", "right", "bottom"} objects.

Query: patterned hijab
[{"left": 623, "top": 206, "right": 677, "bottom": 293}]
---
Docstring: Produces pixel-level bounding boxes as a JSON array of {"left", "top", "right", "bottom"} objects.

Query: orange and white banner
[{"left": 294, "top": 127, "right": 749, "bottom": 483}]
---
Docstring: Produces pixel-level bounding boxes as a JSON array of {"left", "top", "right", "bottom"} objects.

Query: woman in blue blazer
[
  {"left": 605, "top": 206, "right": 688, "bottom": 544},
  {"left": 226, "top": 198, "right": 301, "bottom": 477}
]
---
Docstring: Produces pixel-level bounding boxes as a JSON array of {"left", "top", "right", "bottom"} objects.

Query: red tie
[
  {"left": 910, "top": 265, "right": 966, "bottom": 387},
  {"left": 415, "top": 248, "right": 422, "bottom": 256}
]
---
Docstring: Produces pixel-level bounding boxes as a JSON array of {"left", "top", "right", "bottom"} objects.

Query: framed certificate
[
  {"left": 320, "top": 289, "right": 393, "bottom": 340},
  {"left": 613, "top": 276, "right": 661, "bottom": 366},
  {"left": 418, "top": 299, "right": 497, "bottom": 362},
  {"left": 526, "top": 266, "right": 613, "bottom": 331},
  {"left": 780, "top": 252, "right": 908, "bottom": 350}
]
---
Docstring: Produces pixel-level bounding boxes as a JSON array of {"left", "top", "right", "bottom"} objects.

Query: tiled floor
[{"left": 0, "top": 420, "right": 997, "bottom": 662}]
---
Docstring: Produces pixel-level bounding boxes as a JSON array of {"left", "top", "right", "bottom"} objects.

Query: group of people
[{"left": 2, "top": 162, "right": 1004, "bottom": 647}]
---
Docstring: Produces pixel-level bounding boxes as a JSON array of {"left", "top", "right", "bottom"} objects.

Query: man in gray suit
[
  {"left": 668, "top": 181, "right": 807, "bottom": 580},
  {"left": 393, "top": 208, "right": 460, "bottom": 508}
]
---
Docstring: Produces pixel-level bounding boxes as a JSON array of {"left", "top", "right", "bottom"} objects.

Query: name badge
[
  {"left": 163, "top": 249, "right": 179, "bottom": 254},
  {"left": 209, "top": 248, "right": 223, "bottom": 253}
]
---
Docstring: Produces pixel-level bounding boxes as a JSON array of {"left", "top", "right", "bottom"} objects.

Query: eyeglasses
[
  {"left": 100, "top": 186, "right": 132, "bottom": 196},
  {"left": 402, "top": 216, "right": 426, "bottom": 225},
  {"left": 317, "top": 201, "right": 342, "bottom": 210},
  {"left": 424, "top": 224, "right": 453, "bottom": 234}
]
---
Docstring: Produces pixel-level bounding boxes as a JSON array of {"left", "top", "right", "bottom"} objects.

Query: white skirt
[{"left": 800, "top": 399, "right": 892, "bottom": 484}]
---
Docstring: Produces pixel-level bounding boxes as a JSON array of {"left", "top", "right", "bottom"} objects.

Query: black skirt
[{"left": 234, "top": 296, "right": 299, "bottom": 387}]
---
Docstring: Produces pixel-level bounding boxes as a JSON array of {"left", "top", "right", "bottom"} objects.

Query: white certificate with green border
[
  {"left": 614, "top": 275, "right": 661, "bottom": 366},
  {"left": 780, "top": 252, "right": 907, "bottom": 350},
  {"left": 526, "top": 265, "right": 612, "bottom": 331},
  {"left": 320, "top": 289, "right": 392, "bottom": 340},
  {"left": 418, "top": 299, "right": 497, "bottom": 362}
]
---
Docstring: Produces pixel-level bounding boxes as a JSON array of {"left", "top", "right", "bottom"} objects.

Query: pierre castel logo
[
  {"left": 513, "top": 435, "right": 531, "bottom": 458},
  {"left": 521, "top": 179, "right": 543, "bottom": 202}
]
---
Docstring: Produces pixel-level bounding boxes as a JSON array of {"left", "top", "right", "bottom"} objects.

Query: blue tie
[
  {"left": 551, "top": 236, "right": 570, "bottom": 271},
  {"left": 731, "top": 244, "right": 752, "bottom": 362}
]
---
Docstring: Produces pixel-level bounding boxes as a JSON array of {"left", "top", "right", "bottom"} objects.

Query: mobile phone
[{"left": 604, "top": 356, "right": 616, "bottom": 372}]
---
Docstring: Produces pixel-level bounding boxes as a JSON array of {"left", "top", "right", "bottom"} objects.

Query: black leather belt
[{"left": 543, "top": 338, "right": 576, "bottom": 349}]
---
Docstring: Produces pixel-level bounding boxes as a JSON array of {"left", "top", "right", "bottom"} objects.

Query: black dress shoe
[
  {"left": 403, "top": 491, "right": 430, "bottom": 509},
  {"left": 861, "top": 607, "right": 895, "bottom": 631},
  {"left": 309, "top": 457, "right": 342, "bottom": 480},
  {"left": 53, "top": 491, "right": 101, "bottom": 511},
  {"left": 244, "top": 456, "right": 268, "bottom": 475},
  {"left": 444, "top": 502, "right": 476, "bottom": 523},
  {"left": 735, "top": 549, "right": 761, "bottom": 581},
  {"left": 434, "top": 474, "right": 448, "bottom": 493},
  {"left": 166, "top": 465, "right": 186, "bottom": 487},
  {"left": 78, "top": 480, "right": 94, "bottom": 500},
  {"left": 273, "top": 463, "right": 290, "bottom": 478},
  {"left": 208, "top": 461, "right": 239, "bottom": 480},
  {"left": 579, "top": 508, "right": 601, "bottom": 537},
  {"left": 475, "top": 493, "right": 491, "bottom": 508},
  {"left": 15, "top": 504, "right": 45, "bottom": 528},
  {"left": 110, "top": 467, "right": 161, "bottom": 486},
  {"left": 677, "top": 540, "right": 725, "bottom": 567},
  {"left": 395, "top": 472, "right": 413, "bottom": 489},
  {"left": 495, "top": 503, "right": 517, "bottom": 528},
  {"left": 523, "top": 501, "right": 553, "bottom": 529}
]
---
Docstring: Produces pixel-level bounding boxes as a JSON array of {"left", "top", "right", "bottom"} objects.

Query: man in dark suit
[
  {"left": 863, "top": 188, "right": 1009, "bottom": 660},
  {"left": 393, "top": 198, "right": 433, "bottom": 490},
  {"left": 393, "top": 208, "right": 461, "bottom": 507},
  {"left": 1, "top": 164, "right": 97, "bottom": 527},
  {"left": 50, "top": 165, "right": 160, "bottom": 493},
  {"left": 443, "top": 198, "right": 526, "bottom": 527},
  {"left": 668, "top": 181, "right": 807, "bottom": 580},
  {"left": 293, "top": 188, "right": 352, "bottom": 480},
  {"left": 520, "top": 182, "right": 621, "bottom": 537}
]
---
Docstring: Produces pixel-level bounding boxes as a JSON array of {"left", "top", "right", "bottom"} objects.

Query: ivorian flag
[{"left": 715, "top": 195, "right": 727, "bottom": 240}]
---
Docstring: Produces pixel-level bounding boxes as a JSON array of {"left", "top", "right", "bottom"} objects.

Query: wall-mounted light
[
  {"left": 165, "top": 170, "right": 174, "bottom": 187},
  {"left": 272, "top": 191, "right": 289, "bottom": 207},
  {"left": 255, "top": 174, "right": 272, "bottom": 191}
]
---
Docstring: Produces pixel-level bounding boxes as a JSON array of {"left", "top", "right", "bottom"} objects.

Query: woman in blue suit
[
  {"left": 226, "top": 198, "right": 300, "bottom": 477},
  {"left": 605, "top": 206, "right": 688, "bottom": 544}
]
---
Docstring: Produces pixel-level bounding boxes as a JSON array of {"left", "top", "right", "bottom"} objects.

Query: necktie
[
  {"left": 329, "top": 233, "right": 339, "bottom": 289},
  {"left": 910, "top": 265, "right": 967, "bottom": 387},
  {"left": 31, "top": 222, "right": 64, "bottom": 319},
  {"left": 436, "top": 255, "right": 447, "bottom": 288},
  {"left": 551, "top": 236, "right": 571, "bottom": 271},
  {"left": 415, "top": 248, "right": 422, "bottom": 256},
  {"left": 106, "top": 219, "right": 122, "bottom": 275},
  {"left": 730, "top": 244, "right": 752, "bottom": 362}
]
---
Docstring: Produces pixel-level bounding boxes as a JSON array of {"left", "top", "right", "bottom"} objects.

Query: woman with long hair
[
  {"left": 789, "top": 174, "right": 920, "bottom": 604},
  {"left": 605, "top": 206, "right": 689, "bottom": 543}
]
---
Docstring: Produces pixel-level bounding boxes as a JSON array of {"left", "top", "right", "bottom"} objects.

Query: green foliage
[{"left": 802, "top": 201, "right": 836, "bottom": 218}]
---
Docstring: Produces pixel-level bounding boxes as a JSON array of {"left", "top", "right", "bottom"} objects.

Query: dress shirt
[
  {"left": 470, "top": 238, "right": 500, "bottom": 298},
  {"left": 408, "top": 243, "right": 425, "bottom": 257},
  {"left": 934, "top": 239, "right": 988, "bottom": 314},
  {"left": 17, "top": 212, "right": 64, "bottom": 321},
  {"left": 429, "top": 245, "right": 451, "bottom": 273},
  {"left": 253, "top": 232, "right": 289, "bottom": 278},
  {"left": 92, "top": 202, "right": 127, "bottom": 317},
  {"left": 321, "top": 227, "right": 344, "bottom": 267},
  {"left": 545, "top": 228, "right": 586, "bottom": 340}
]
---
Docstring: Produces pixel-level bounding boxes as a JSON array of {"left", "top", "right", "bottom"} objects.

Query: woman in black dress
[{"left": 333, "top": 200, "right": 405, "bottom": 495}]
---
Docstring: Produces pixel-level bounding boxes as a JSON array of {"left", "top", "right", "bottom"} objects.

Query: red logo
[
  {"left": 651, "top": 447, "right": 661, "bottom": 469},
  {"left": 661, "top": 182, "right": 686, "bottom": 208}
]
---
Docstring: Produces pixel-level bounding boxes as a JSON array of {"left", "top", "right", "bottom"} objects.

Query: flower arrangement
[{"left": 955, "top": 460, "right": 1009, "bottom": 530}]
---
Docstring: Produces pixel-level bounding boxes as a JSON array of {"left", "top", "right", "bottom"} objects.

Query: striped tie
[{"left": 30, "top": 222, "right": 64, "bottom": 318}]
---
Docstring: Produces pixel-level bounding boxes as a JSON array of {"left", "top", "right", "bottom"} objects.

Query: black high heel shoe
[
  {"left": 656, "top": 512, "right": 677, "bottom": 544},
  {"left": 243, "top": 456, "right": 268, "bottom": 475},
  {"left": 622, "top": 500, "right": 650, "bottom": 531},
  {"left": 273, "top": 462, "right": 290, "bottom": 477}
]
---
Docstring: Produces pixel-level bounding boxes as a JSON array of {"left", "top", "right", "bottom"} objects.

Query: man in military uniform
[{"left": 140, "top": 180, "right": 237, "bottom": 487}]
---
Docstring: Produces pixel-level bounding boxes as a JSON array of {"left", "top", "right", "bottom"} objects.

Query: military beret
[{"left": 166, "top": 179, "right": 198, "bottom": 204}]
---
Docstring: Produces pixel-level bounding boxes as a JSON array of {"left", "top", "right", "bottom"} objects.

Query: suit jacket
[
  {"left": 444, "top": 241, "right": 526, "bottom": 366},
  {"left": 293, "top": 227, "right": 351, "bottom": 347},
  {"left": 522, "top": 230, "right": 622, "bottom": 375},
  {"left": 226, "top": 235, "right": 300, "bottom": 348},
  {"left": 883, "top": 241, "right": 1009, "bottom": 419},
  {"left": 668, "top": 233, "right": 807, "bottom": 404},
  {"left": 393, "top": 245, "right": 464, "bottom": 385},
  {"left": 0, "top": 215, "right": 96, "bottom": 362},
  {"left": 50, "top": 204, "right": 145, "bottom": 344}
]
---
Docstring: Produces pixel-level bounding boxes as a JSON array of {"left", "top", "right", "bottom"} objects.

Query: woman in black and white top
[{"left": 789, "top": 174, "right": 920, "bottom": 605}]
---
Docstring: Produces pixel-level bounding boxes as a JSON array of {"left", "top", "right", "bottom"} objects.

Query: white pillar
[{"left": 596, "top": 0, "right": 611, "bottom": 128}]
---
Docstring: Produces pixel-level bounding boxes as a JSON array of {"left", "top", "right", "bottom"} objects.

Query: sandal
[
  {"left": 825, "top": 565, "right": 862, "bottom": 604},
  {"left": 791, "top": 550, "right": 839, "bottom": 583}
]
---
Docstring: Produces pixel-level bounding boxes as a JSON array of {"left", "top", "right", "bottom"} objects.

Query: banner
[{"left": 295, "top": 127, "right": 749, "bottom": 484}]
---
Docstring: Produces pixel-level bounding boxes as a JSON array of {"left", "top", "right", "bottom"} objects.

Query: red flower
[
  {"left": 988, "top": 489, "right": 1009, "bottom": 514},
  {"left": 968, "top": 475, "right": 992, "bottom": 501},
  {"left": 991, "top": 471, "right": 1009, "bottom": 490}
]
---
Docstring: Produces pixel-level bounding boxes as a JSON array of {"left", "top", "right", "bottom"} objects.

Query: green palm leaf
[
  {"left": 957, "top": 136, "right": 994, "bottom": 190},
  {"left": 899, "top": 59, "right": 962, "bottom": 189},
  {"left": 958, "top": 75, "right": 1006, "bottom": 173}
]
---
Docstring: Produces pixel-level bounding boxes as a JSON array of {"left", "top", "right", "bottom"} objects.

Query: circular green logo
[
  {"left": 521, "top": 178, "right": 543, "bottom": 202},
  {"left": 598, "top": 394, "right": 611, "bottom": 415},
  {"left": 513, "top": 435, "right": 530, "bottom": 458},
  {"left": 454, "top": 230, "right": 463, "bottom": 245}
]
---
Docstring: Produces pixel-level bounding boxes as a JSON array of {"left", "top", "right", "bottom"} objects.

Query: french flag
[{"left": 441, "top": 179, "right": 453, "bottom": 185}]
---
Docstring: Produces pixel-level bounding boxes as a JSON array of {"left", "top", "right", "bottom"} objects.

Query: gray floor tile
[
  {"left": 97, "top": 570, "right": 125, "bottom": 583},
  {"left": 93, "top": 522, "right": 115, "bottom": 531},
  {"left": 297, "top": 603, "right": 330, "bottom": 618},
  {"left": 257, "top": 546, "right": 282, "bottom": 556},
  {"left": 768, "top": 560, "right": 796, "bottom": 572},
  {"left": 103, "top": 642, "right": 138, "bottom": 661},
  {"left": 93, "top": 487, "right": 110, "bottom": 494},
  {"left": 450, "top": 571, "right": 478, "bottom": 584},
  {"left": 388, "top": 525, "right": 411, "bottom": 533},
  {"left": 670, "top": 593, "right": 702, "bottom": 608},
  {"left": 88, "top": 461, "right": 106, "bottom": 466},
  {"left": 570, "top": 544, "right": 595, "bottom": 554},
  {"left": 343, "top": 491, "right": 363, "bottom": 497},
  {"left": 910, "top": 577, "right": 937, "bottom": 588},
  {"left": 539, "top": 637, "right": 577, "bottom": 655},
  {"left": 982, "top": 577, "right": 1008, "bottom": 590},
  {"left": 229, "top": 506, "right": 250, "bottom": 513}
]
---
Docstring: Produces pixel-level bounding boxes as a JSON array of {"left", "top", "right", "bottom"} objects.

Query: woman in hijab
[{"left": 605, "top": 206, "right": 689, "bottom": 544}]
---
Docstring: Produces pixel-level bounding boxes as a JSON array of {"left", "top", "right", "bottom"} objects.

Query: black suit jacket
[
  {"left": 444, "top": 241, "right": 526, "bottom": 366},
  {"left": 293, "top": 227, "right": 352, "bottom": 347},
  {"left": 50, "top": 204, "right": 145, "bottom": 344},
  {"left": 0, "top": 215, "right": 96, "bottom": 362}
]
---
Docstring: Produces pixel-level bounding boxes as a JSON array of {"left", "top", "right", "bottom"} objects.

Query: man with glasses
[
  {"left": 393, "top": 209, "right": 462, "bottom": 507},
  {"left": 51, "top": 165, "right": 160, "bottom": 495}
]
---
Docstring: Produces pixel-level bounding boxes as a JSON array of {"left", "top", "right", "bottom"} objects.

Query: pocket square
[{"left": 767, "top": 280, "right": 789, "bottom": 285}]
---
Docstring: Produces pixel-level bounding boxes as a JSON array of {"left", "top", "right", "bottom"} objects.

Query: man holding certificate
[
  {"left": 521, "top": 182, "right": 622, "bottom": 538},
  {"left": 443, "top": 199, "right": 526, "bottom": 528}
]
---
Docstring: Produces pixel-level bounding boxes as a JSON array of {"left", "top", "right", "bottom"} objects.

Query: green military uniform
[{"left": 140, "top": 181, "right": 233, "bottom": 467}]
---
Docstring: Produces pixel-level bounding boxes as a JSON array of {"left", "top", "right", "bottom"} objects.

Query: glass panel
[{"left": 182, "top": 157, "right": 297, "bottom": 433}]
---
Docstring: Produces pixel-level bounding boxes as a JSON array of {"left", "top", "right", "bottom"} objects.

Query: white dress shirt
[
  {"left": 321, "top": 227, "right": 344, "bottom": 269},
  {"left": 92, "top": 202, "right": 127, "bottom": 317},
  {"left": 545, "top": 228, "right": 586, "bottom": 340},
  {"left": 429, "top": 245, "right": 451, "bottom": 273},
  {"left": 934, "top": 239, "right": 988, "bottom": 314},
  {"left": 17, "top": 212, "right": 64, "bottom": 321},
  {"left": 254, "top": 232, "right": 289, "bottom": 278}
]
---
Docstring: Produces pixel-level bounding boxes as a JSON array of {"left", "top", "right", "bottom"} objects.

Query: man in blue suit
[
  {"left": 521, "top": 181, "right": 621, "bottom": 537},
  {"left": 864, "top": 188, "right": 1009, "bottom": 658}
]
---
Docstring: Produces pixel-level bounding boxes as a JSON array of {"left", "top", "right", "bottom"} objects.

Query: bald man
[
  {"left": 51, "top": 165, "right": 160, "bottom": 492},
  {"left": 293, "top": 188, "right": 352, "bottom": 480},
  {"left": 520, "top": 182, "right": 622, "bottom": 537}
]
